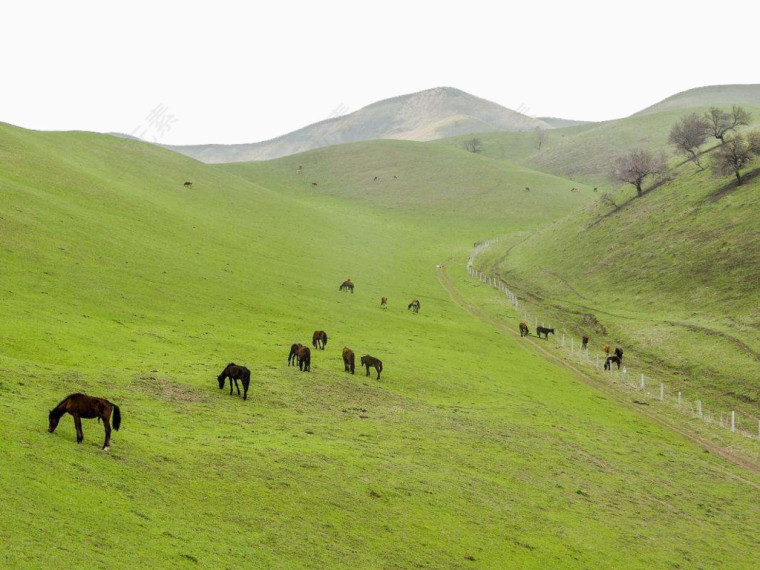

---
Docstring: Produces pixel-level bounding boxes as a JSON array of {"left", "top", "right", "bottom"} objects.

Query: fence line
[{"left": 466, "top": 239, "right": 760, "bottom": 441}]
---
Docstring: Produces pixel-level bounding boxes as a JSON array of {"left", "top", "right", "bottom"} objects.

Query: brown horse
[
  {"left": 312, "top": 330, "right": 328, "bottom": 350},
  {"left": 604, "top": 343, "right": 611, "bottom": 356},
  {"left": 218, "top": 363, "right": 251, "bottom": 400},
  {"left": 604, "top": 355, "right": 622, "bottom": 370},
  {"left": 288, "top": 343, "right": 304, "bottom": 366},
  {"left": 361, "top": 355, "right": 383, "bottom": 380},
  {"left": 407, "top": 300, "right": 420, "bottom": 313},
  {"left": 536, "top": 326, "right": 554, "bottom": 340},
  {"left": 380, "top": 296, "right": 387, "bottom": 308},
  {"left": 298, "top": 346, "right": 311, "bottom": 372},
  {"left": 48, "top": 393, "right": 121, "bottom": 450},
  {"left": 342, "top": 347, "right": 355, "bottom": 374},
  {"left": 339, "top": 279, "right": 354, "bottom": 293},
  {"left": 519, "top": 321, "right": 529, "bottom": 337}
]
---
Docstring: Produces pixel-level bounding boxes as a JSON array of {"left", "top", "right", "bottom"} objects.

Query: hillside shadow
[{"left": 706, "top": 167, "right": 760, "bottom": 202}]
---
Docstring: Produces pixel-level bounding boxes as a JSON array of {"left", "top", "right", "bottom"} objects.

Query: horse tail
[
  {"left": 112, "top": 404, "right": 122, "bottom": 431},
  {"left": 323, "top": 332, "right": 328, "bottom": 346},
  {"left": 377, "top": 361, "right": 383, "bottom": 373}
]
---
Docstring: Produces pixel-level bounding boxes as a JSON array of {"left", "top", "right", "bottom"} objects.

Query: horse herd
[
  {"left": 47, "top": 278, "right": 418, "bottom": 450},
  {"left": 519, "top": 321, "right": 624, "bottom": 369}
]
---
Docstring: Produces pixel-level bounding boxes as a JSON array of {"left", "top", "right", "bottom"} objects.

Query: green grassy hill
[
  {"left": 474, "top": 156, "right": 760, "bottom": 418},
  {"left": 634, "top": 84, "right": 760, "bottom": 116},
  {"left": 1, "top": 121, "right": 759, "bottom": 568}
]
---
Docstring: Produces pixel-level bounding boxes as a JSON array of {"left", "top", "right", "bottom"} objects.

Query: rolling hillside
[
  {"left": 634, "top": 84, "right": 760, "bottom": 116},
  {"left": 1, "top": 121, "right": 759, "bottom": 568},
  {"left": 163, "top": 87, "right": 551, "bottom": 163}
]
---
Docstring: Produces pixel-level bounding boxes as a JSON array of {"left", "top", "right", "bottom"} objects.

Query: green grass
[{"left": 1, "top": 121, "right": 759, "bottom": 568}]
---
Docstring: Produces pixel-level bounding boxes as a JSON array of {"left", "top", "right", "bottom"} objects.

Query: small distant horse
[
  {"left": 614, "top": 348, "right": 623, "bottom": 361},
  {"left": 519, "top": 321, "right": 529, "bottom": 337},
  {"left": 571, "top": 187, "right": 579, "bottom": 193},
  {"left": 408, "top": 300, "right": 420, "bottom": 313},
  {"left": 183, "top": 181, "right": 193, "bottom": 189},
  {"left": 604, "top": 355, "right": 622, "bottom": 370},
  {"left": 380, "top": 296, "right": 387, "bottom": 308},
  {"left": 313, "top": 330, "right": 328, "bottom": 350},
  {"left": 582, "top": 335, "right": 589, "bottom": 349},
  {"left": 297, "top": 165, "right": 303, "bottom": 175},
  {"left": 288, "top": 343, "right": 304, "bottom": 366},
  {"left": 48, "top": 393, "right": 121, "bottom": 450},
  {"left": 604, "top": 343, "right": 611, "bottom": 356},
  {"left": 342, "top": 347, "right": 355, "bottom": 374},
  {"left": 298, "top": 346, "right": 311, "bottom": 372},
  {"left": 311, "top": 182, "right": 318, "bottom": 187},
  {"left": 536, "top": 326, "right": 555, "bottom": 340},
  {"left": 218, "top": 363, "right": 251, "bottom": 400},
  {"left": 339, "top": 279, "right": 354, "bottom": 293},
  {"left": 361, "top": 355, "right": 383, "bottom": 380},
  {"left": 525, "top": 186, "right": 530, "bottom": 192},
  {"left": 373, "top": 176, "right": 379, "bottom": 182}
]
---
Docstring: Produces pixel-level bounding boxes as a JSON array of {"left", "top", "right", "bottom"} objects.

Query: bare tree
[
  {"left": 463, "top": 138, "right": 482, "bottom": 153},
  {"left": 534, "top": 127, "right": 547, "bottom": 152},
  {"left": 668, "top": 113, "right": 709, "bottom": 169},
  {"left": 704, "top": 105, "right": 752, "bottom": 144},
  {"left": 611, "top": 149, "right": 668, "bottom": 196},
  {"left": 712, "top": 132, "right": 760, "bottom": 184}
]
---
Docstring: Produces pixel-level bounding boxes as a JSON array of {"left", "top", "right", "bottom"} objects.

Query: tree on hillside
[
  {"left": 712, "top": 131, "right": 760, "bottom": 184},
  {"left": 668, "top": 113, "right": 709, "bottom": 169},
  {"left": 463, "top": 138, "right": 482, "bottom": 153},
  {"left": 611, "top": 149, "right": 668, "bottom": 196},
  {"left": 534, "top": 127, "right": 547, "bottom": 152},
  {"left": 704, "top": 105, "right": 752, "bottom": 144}
]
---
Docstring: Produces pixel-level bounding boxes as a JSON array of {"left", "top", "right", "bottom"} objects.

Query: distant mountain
[
  {"left": 633, "top": 84, "right": 760, "bottom": 116},
  {"left": 537, "top": 117, "right": 593, "bottom": 128},
  {"left": 164, "top": 87, "right": 552, "bottom": 163}
]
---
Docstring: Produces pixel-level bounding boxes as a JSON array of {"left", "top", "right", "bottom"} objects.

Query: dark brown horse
[
  {"left": 183, "top": 181, "right": 193, "bottom": 188},
  {"left": 361, "top": 355, "right": 383, "bottom": 380},
  {"left": 380, "top": 296, "right": 387, "bottom": 308},
  {"left": 536, "top": 326, "right": 554, "bottom": 340},
  {"left": 312, "top": 330, "right": 328, "bottom": 350},
  {"left": 407, "top": 300, "right": 420, "bottom": 313},
  {"left": 604, "top": 355, "right": 622, "bottom": 370},
  {"left": 288, "top": 343, "right": 304, "bottom": 366},
  {"left": 582, "top": 335, "right": 589, "bottom": 349},
  {"left": 614, "top": 347, "right": 624, "bottom": 361},
  {"left": 48, "top": 393, "right": 121, "bottom": 450},
  {"left": 519, "top": 321, "right": 529, "bottom": 337},
  {"left": 343, "top": 347, "right": 355, "bottom": 374},
  {"left": 218, "top": 363, "right": 251, "bottom": 400},
  {"left": 298, "top": 346, "right": 311, "bottom": 372},
  {"left": 339, "top": 279, "right": 354, "bottom": 293}
]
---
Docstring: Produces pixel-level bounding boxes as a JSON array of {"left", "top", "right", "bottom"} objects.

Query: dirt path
[{"left": 436, "top": 266, "right": 760, "bottom": 483}]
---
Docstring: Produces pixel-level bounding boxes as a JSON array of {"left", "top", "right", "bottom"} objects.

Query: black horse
[
  {"left": 536, "top": 326, "right": 555, "bottom": 340},
  {"left": 614, "top": 347, "right": 624, "bottom": 361},
  {"left": 217, "top": 363, "right": 251, "bottom": 400},
  {"left": 48, "top": 393, "right": 121, "bottom": 450},
  {"left": 604, "top": 355, "right": 622, "bottom": 370}
]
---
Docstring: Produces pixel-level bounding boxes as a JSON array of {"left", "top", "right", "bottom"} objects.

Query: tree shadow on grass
[{"left": 705, "top": 167, "right": 760, "bottom": 202}]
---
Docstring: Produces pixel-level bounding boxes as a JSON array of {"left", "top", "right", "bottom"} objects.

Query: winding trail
[{"left": 436, "top": 265, "right": 760, "bottom": 484}]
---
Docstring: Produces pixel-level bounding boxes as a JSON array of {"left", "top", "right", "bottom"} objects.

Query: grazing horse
[
  {"left": 536, "top": 326, "right": 555, "bottom": 340},
  {"left": 407, "top": 300, "right": 420, "bottom": 313},
  {"left": 361, "top": 355, "right": 383, "bottom": 380},
  {"left": 312, "top": 330, "right": 328, "bottom": 350},
  {"left": 48, "top": 393, "right": 121, "bottom": 450},
  {"left": 582, "top": 335, "right": 589, "bottom": 349},
  {"left": 311, "top": 182, "right": 318, "bottom": 187},
  {"left": 604, "top": 355, "right": 622, "bottom": 370},
  {"left": 288, "top": 343, "right": 304, "bottom": 366},
  {"left": 183, "top": 181, "right": 193, "bottom": 189},
  {"left": 339, "top": 279, "right": 354, "bottom": 293},
  {"left": 519, "top": 321, "right": 530, "bottom": 337},
  {"left": 380, "top": 296, "right": 387, "bottom": 308},
  {"left": 298, "top": 346, "right": 311, "bottom": 372},
  {"left": 342, "top": 347, "right": 355, "bottom": 374},
  {"left": 614, "top": 348, "right": 623, "bottom": 361},
  {"left": 218, "top": 363, "right": 251, "bottom": 400}
]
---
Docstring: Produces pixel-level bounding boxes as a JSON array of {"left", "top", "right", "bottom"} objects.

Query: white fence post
[
  {"left": 697, "top": 400, "right": 702, "bottom": 417},
  {"left": 570, "top": 338, "right": 574, "bottom": 353},
  {"left": 677, "top": 391, "right": 681, "bottom": 406},
  {"left": 731, "top": 411, "right": 735, "bottom": 433},
  {"left": 659, "top": 383, "right": 664, "bottom": 401},
  {"left": 640, "top": 374, "right": 645, "bottom": 389}
]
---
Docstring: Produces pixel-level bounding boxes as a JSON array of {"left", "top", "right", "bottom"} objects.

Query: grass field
[{"left": 1, "top": 121, "right": 759, "bottom": 568}]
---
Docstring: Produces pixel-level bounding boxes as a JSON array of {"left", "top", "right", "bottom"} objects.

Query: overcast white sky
[{"left": 2, "top": 0, "right": 757, "bottom": 145}]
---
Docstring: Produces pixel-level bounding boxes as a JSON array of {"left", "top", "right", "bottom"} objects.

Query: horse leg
[
  {"left": 365, "top": 365, "right": 370, "bottom": 377},
  {"left": 73, "top": 415, "right": 83, "bottom": 443},
  {"left": 229, "top": 378, "right": 233, "bottom": 395},
  {"left": 102, "top": 416, "right": 112, "bottom": 450},
  {"left": 376, "top": 367, "right": 381, "bottom": 380},
  {"left": 234, "top": 378, "right": 241, "bottom": 395}
]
